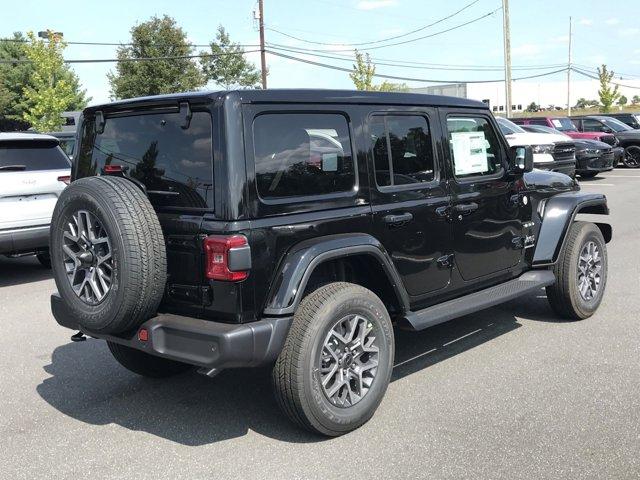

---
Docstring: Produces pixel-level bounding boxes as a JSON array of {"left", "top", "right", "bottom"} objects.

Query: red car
[{"left": 510, "top": 117, "right": 617, "bottom": 146}]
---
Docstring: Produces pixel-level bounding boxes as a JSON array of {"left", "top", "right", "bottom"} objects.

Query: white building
[{"left": 410, "top": 79, "right": 640, "bottom": 113}]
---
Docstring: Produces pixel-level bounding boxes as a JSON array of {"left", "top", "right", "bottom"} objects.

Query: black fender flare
[
  {"left": 263, "top": 233, "right": 409, "bottom": 316},
  {"left": 532, "top": 191, "right": 611, "bottom": 266}
]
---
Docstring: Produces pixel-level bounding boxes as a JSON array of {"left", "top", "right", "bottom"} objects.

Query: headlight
[
  {"left": 583, "top": 148, "right": 599, "bottom": 155},
  {"left": 531, "top": 144, "right": 554, "bottom": 154}
]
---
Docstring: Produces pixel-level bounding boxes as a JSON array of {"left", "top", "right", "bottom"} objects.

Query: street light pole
[
  {"left": 502, "top": 0, "right": 512, "bottom": 117},
  {"left": 567, "top": 16, "right": 573, "bottom": 116},
  {"left": 258, "top": 0, "right": 267, "bottom": 89}
]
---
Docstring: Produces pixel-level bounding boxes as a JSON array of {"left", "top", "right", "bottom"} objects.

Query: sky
[{"left": 3, "top": 0, "right": 640, "bottom": 105}]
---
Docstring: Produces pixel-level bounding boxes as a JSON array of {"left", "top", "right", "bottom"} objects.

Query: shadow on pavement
[
  {"left": 37, "top": 291, "right": 557, "bottom": 445},
  {"left": 0, "top": 256, "right": 52, "bottom": 288}
]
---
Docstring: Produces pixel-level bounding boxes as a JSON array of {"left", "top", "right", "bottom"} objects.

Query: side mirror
[
  {"left": 509, "top": 145, "right": 534, "bottom": 174},
  {"left": 601, "top": 126, "right": 613, "bottom": 133}
]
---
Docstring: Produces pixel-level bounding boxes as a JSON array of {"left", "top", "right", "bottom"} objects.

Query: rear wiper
[{"left": 0, "top": 165, "right": 26, "bottom": 171}]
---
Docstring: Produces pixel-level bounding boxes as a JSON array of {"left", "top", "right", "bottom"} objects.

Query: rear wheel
[
  {"left": 272, "top": 282, "right": 394, "bottom": 436},
  {"left": 623, "top": 145, "right": 640, "bottom": 168},
  {"left": 546, "top": 221, "right": 607, "bottom": 320},
  {"left": 107, "top": 342, "right": 192, "bottom": 378}
]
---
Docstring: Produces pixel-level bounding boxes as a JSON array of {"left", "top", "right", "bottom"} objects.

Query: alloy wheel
[
  {"left": 577, "top": 241, "right": 602, "bottom": 301},
  {"left": 62, "top": 210, "right": 113, "bottom": 305},
  {"left": 624, "top": 146, "right": 640, "bottom": 168},
  {"left": 319, "top": 314, "right": 379, "bottom": 408}
]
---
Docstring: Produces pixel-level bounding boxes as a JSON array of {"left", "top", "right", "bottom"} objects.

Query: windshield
[
  {"left": 496, "top": 117, "right": 526, "bottom": 135},
  {"left": 601, "top": 117, "right": 632, "bottom": 132},
  {"left": 0, "top": 141, "right": 70, "bottom": 171},
  {"left": 550, "top": 117, "right": 578, "bottom": 132}
]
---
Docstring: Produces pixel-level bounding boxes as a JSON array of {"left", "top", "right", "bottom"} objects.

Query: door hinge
[{"left": 437, "top": 254, "right": 455, "bottom": 269}]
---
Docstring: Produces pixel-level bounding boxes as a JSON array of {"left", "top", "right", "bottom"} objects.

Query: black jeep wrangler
[{"left": 50, "top": 90, "right": 611, "bottom": 436}]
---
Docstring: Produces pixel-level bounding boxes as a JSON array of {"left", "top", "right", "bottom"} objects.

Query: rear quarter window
[
  {"left": 0, "top": 141, "right": 70, "bottom": 171},
  {"left": 76, "top": 111, "right": 214, "bottom": 210},
  {"left": 252, "top": 113, "right": 355, "bottom": 200}
]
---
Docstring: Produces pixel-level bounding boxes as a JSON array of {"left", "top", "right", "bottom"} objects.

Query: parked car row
[
  {"left": 509, "top": 114, "right": 640, "bottom": 170},
  {"left": 0, "top": 133, "right": 71, "bottom": 267}
]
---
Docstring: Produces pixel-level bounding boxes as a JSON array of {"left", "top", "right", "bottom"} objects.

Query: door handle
[
  {"left": 383, "top": 212, "right": 413, "bottom": 226},
  {"left": 454, "top": 202, "right": 478, "bottom": 215}
]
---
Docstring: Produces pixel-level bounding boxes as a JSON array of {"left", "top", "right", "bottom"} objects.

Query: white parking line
[
  {"left": 601, "top": 175, "right": 640, "bottom": 178},
  {"left": 580, "top": 183, "right": 615, "bottom": 186}
]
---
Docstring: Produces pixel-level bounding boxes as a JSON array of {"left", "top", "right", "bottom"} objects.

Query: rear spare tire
[{"left": 50, "top": 176, "right": 167, "bottom": 334}]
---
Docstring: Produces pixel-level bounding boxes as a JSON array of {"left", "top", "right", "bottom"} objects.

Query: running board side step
[{"left": 403, "top": 270, "right": 555, "bottom": 331}]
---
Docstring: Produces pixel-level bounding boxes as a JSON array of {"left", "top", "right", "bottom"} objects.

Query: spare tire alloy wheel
[
  {"left": 320, "top": 314, "right": 379, "bottom": 407},
  {"left": 62, "top": 210, "right": 113, "bottom": 305},
  {"left": 624, "top": 145, "right": 640, "bottom": 168}
]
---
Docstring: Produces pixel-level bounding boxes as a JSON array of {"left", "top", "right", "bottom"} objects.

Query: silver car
[{"left": 0, "top": 133, "right": 71, "bottom": 267}]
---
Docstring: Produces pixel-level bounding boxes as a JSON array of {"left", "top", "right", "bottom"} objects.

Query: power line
[
  {"left": 571, "top": 67, "right": 640, "bottom": 90},
  {"left": 267, "top": 44, "right": 566, "bottom": 72},
  {"left": 267, "top": 49, "right": 568, "bottom": 84},
  {"left": 265, "top": 6, "right": 503, "bottom": 53},
  {"left": 0, "top": 36, "right": 260, "bottom": 49},
  {"left": 264, "top": 0, "right": 479, "bottom": 47},
  {"left": 0, "top": 50, "right": 262, "bottom": 64}
]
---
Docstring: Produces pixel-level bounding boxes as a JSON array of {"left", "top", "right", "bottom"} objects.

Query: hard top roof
[{"left": 83, "top": 89, "right": 487, "bottom": 114}]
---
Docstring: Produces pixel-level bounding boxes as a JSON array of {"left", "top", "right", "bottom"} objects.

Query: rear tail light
[
  {"left": 57, "top": 175, "right": 71, "bottom": 185},
  {"left": 103, "top": 164, "right": 124, "bottom": 174},
  {"left": 203, "top": 235, "right": 250, "bottom": 281}
]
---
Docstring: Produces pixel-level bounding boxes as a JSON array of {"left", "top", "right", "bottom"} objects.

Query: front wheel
[
  {"left": 578, "top": 171, "right": 598, "bottom": 179},
  {"left": 272, "top": 282, "right": 394, "bottom": 436},
  {"left": 546, "top": 221, "right": 607, "bottom": 320},
  {"left": 623, "top": 146, "right": 640, "bottom": 168}
]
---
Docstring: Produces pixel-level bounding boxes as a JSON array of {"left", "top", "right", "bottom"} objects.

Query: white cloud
[
  {"left": 356, "top": 0, "right": 398, "bottom": 10},
  {"left": 578, "top": 18, "right": 593, "bottom": 26},
  {"left": 620, "top": 28, "right": 640, "bottom": 37},
  {"left": 605, "top": 18, "right": 620, "bottom": 26},
  {"left": 552, "top": 35, "right": 570, "bottom": 43}
]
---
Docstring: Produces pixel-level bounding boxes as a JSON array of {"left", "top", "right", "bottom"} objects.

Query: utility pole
[
  {"left": 258, "top": 0, "right": 267, "bottom": 89},
  {"left": 502, "top": 0, "right": 512, "bottom": 117},
  {"left": 567, "top": 16, "right": 573, "bottom": 116}
]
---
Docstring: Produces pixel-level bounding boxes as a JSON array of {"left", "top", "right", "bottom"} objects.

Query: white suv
[{"left": 0, "top": 133, "right": 71, "bottom": 267}]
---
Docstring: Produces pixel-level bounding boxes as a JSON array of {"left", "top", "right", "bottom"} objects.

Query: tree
[
  {"left": 200, "top": 26, "right": 261, "bottom": 90},
  {"left": 525, "top": 102, "right": 540, "bottom": 112},
  {"left": 108, "top": 15, "right": 205, "bottom": 99},
  {"left": 597, "top": 64, "right": 620, "bottom": 113},
  {"left": 376, "top": 81, "right": 409, "bottom": 92},
  {"left": 350, "top": 50, "right": 375, "bottom": 91},
  {"left": 618, "top": 95, "right": 628, "bottom": 107},
  {"left": 21, "top": 31, "right": 83, "bottom": 132},
  {"left": 632, "top": 95, "right": 640, "bottom": 106},
  {"left": 0, "top": 32, "right": 88, "bottom": 126}
]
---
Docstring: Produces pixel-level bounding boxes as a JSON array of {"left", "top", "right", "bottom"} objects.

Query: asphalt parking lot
[{"left": 1, "top": 170, "right": 639, "bottom": 480}]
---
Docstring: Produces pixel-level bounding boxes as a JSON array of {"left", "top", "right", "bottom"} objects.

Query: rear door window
[
  {"left": 370, "top": 114, "right": 435, "bottom": 187},
  {"left": 76, "top": 111, "right": 214, "bottom": 209},
  {"left": 253, "top": 113, "right": 355, "bottom": 200},
  {"left": 0, "top": 141, "right": 69, "bottom": 171}
]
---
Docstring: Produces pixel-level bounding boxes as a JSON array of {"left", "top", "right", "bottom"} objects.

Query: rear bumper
[
  {"left": 51, "top": 293, "right": 292, "bottom": 369},
  {"left": 0, "top": 224, "right": 50, "bottom": 255}
]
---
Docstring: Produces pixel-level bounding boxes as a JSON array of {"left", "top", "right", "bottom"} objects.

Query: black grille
[{"left": 552, "top": 142, "right": 576, "bottom": 162}]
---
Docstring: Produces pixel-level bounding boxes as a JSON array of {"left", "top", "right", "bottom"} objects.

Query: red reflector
[
  {"left": 203, "top": 235, "right": 249, "bottom": 281},
  {"left": 57, "top": 175, "right": 71, "bottom": 185},
  {"left": 104, "top": 165, "right": 123, "bottom": 174},
  {"left": 138, "top": 328, "right": 148, "bottom": 342}
]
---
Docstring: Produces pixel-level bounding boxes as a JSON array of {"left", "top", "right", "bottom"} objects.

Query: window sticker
[
  {"left": 551, "top": 119, "right": 562, "bottom": 128},
  {"left": 322, "top": 153, "right": 338, "bottom": 171},
  {"left": 451, "top": 131, "right": 489, "bottom": 176}
]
